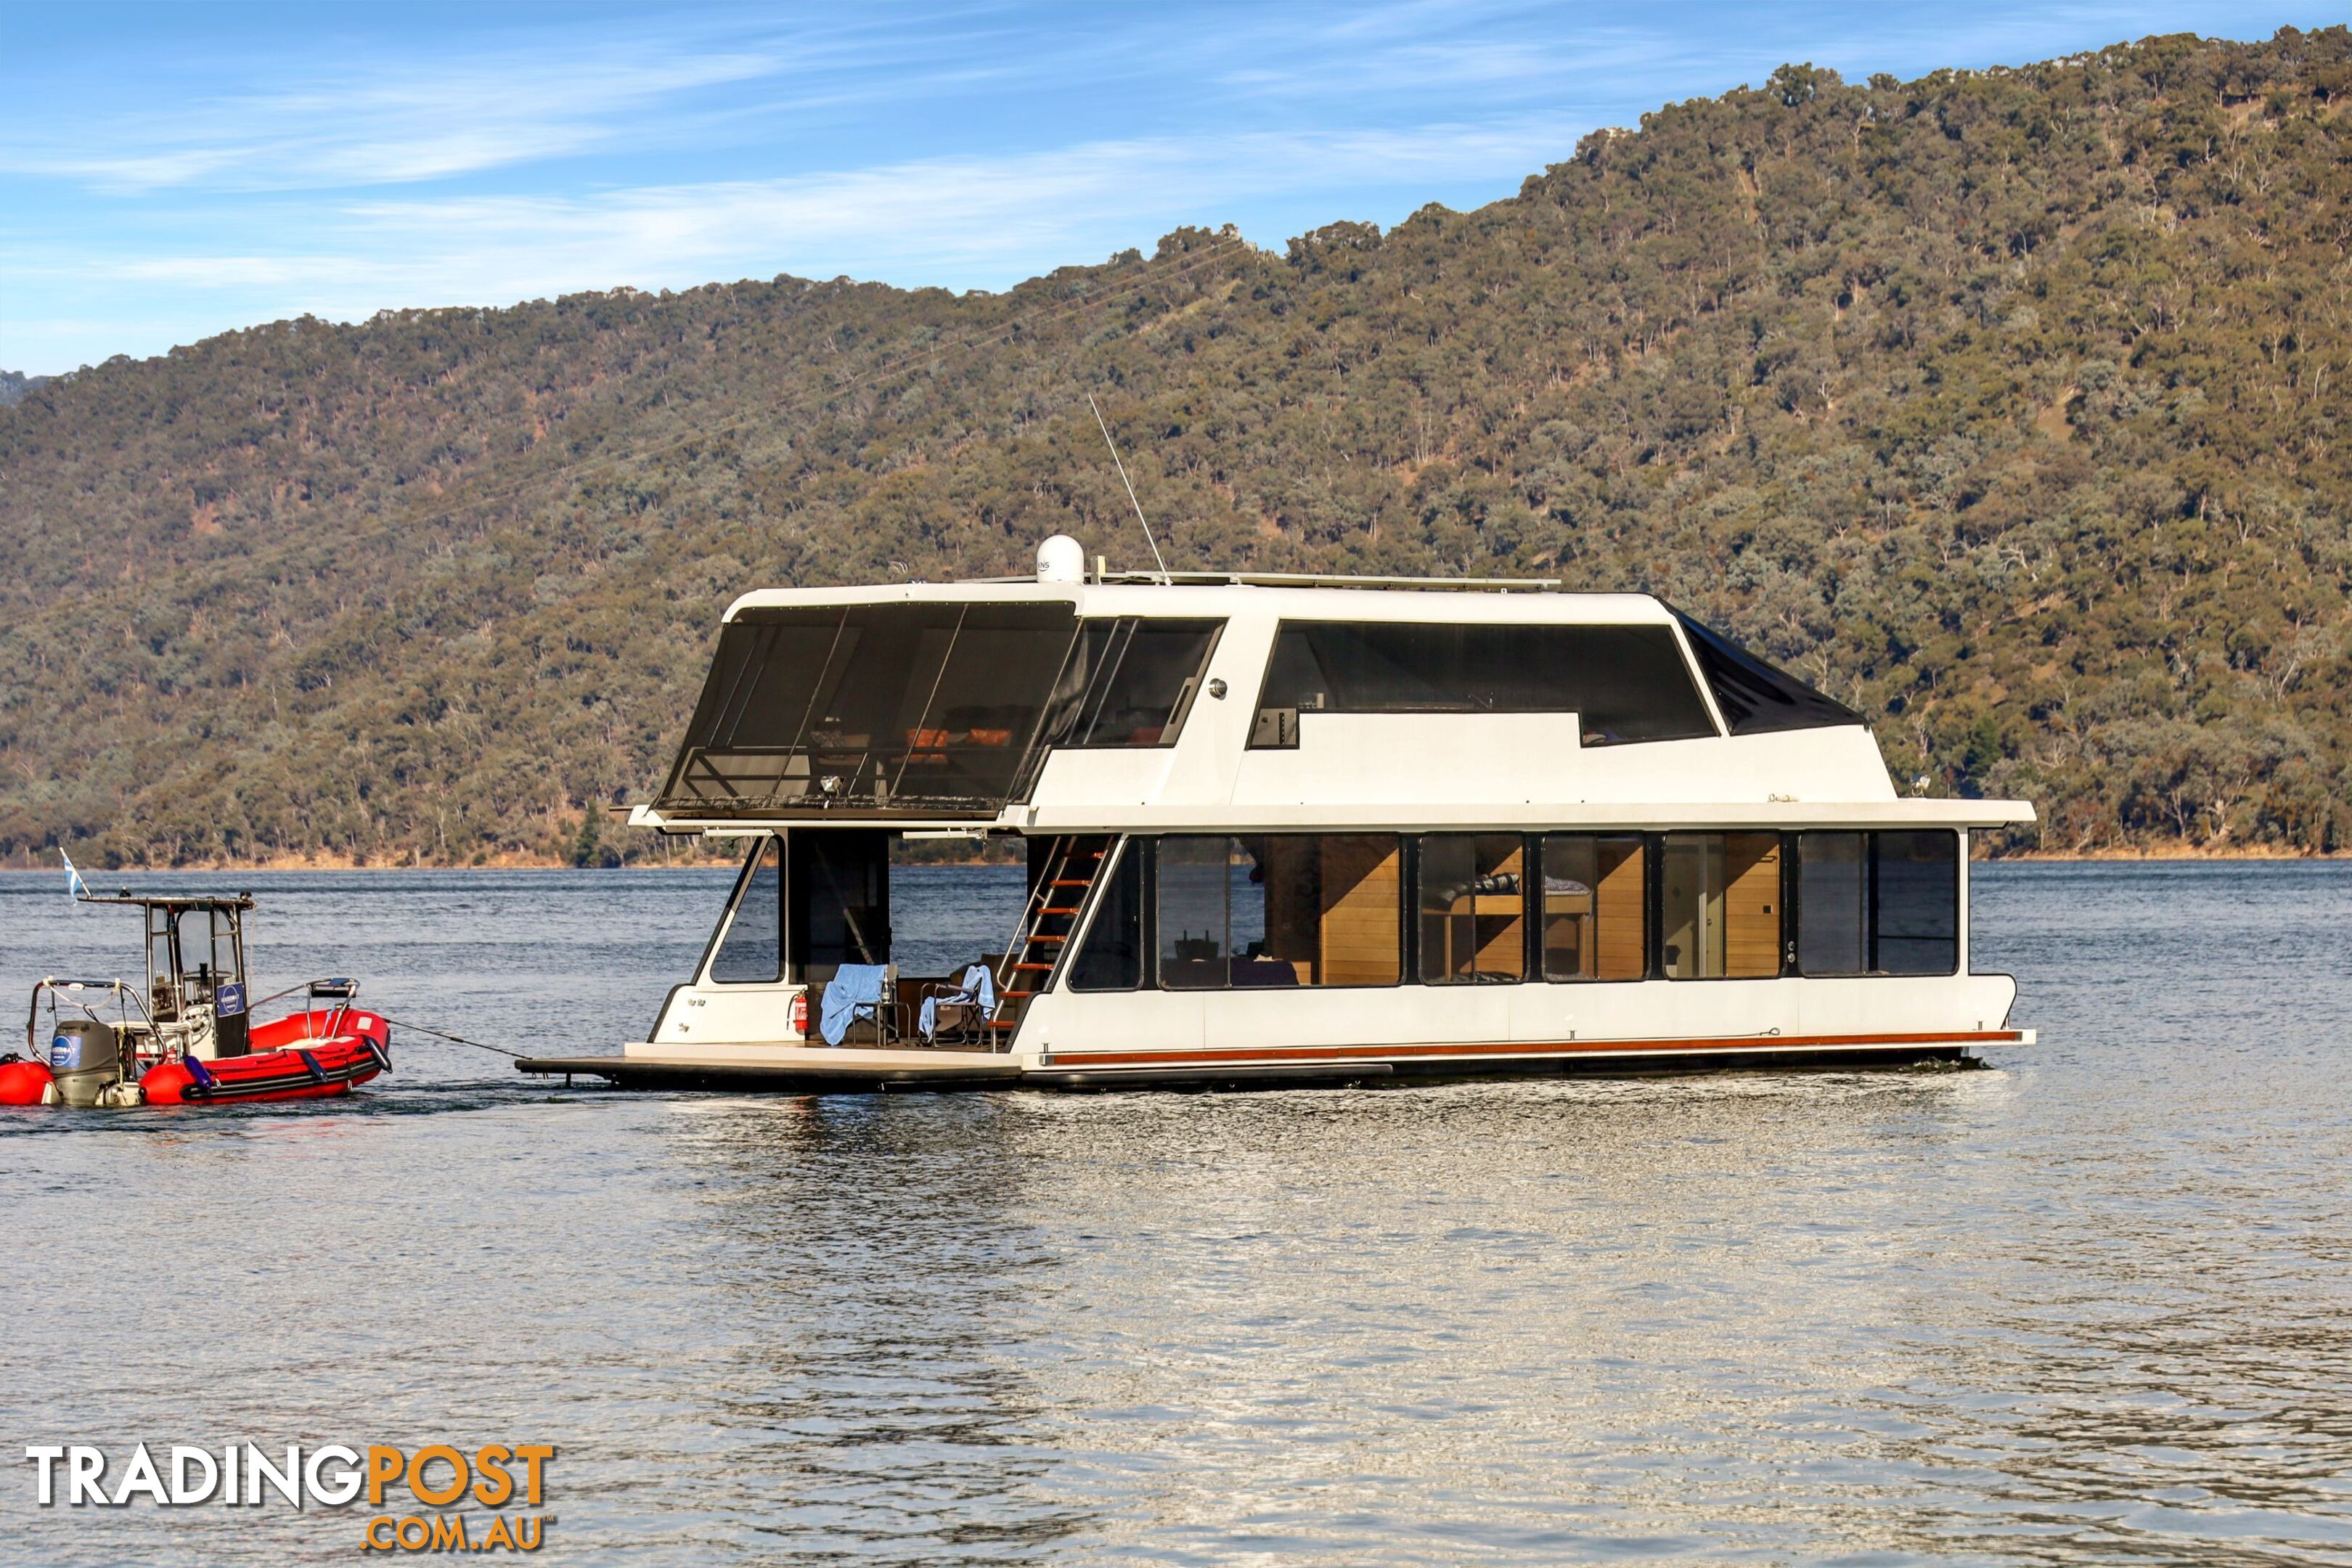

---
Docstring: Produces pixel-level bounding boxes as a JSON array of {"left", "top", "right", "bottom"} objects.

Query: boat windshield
[{"left": 144, "top": 902, "right": 245, "bottom": 1018}]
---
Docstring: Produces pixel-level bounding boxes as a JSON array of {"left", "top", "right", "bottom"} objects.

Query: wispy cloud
[
  {"left": 1, "top": 0, "right": 2318, "bottom": 372},
  {"left": 81, "top": 118, "right": 1580, "bottom": 309},
  {"left": 12, "top": 52, "right": 773, "bottom": 192},
  {"left": 0, "top": 15, "right": 949, "bottom": 194}
]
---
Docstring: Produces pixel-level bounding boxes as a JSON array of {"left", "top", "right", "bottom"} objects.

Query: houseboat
[{"left": 518, "top": 536, "right": 2033, "bottom": 1092}]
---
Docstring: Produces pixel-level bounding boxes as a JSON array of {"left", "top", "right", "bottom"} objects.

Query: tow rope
[{"left": 370, "top": 1014, "right": 523, "bottom": 1060}]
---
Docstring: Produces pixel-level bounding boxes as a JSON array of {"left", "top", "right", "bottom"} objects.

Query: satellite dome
[{"left": 1035, "top": 534, "right": 1086, "bottom": 584}]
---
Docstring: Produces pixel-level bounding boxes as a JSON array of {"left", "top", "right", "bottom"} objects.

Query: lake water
[{"left": 2, "top": 861, "right": 2348, "bottom": 1566}]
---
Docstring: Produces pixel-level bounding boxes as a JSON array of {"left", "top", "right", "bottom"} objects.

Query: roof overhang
[
  {"left": 720, "top": 581, "right": 1676, "bottom": 626},
  {"left": 631, "top": 799, "right": 2035, "bottom": 835}
]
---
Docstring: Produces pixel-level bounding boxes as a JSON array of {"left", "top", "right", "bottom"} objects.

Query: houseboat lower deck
[{"left": 518, "top": 541, "right": 2033, "bottom": 1093}]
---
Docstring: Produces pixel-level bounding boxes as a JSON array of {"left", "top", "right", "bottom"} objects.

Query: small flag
[{"left": 60, "top": 849, "right": 90, "bottom": 901}]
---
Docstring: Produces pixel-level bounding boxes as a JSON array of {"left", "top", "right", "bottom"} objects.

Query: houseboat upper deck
[{"left": 520, "top": 538, "right": 2033, "bottom": 1091}]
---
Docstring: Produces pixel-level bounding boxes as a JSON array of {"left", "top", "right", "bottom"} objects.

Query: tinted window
[
  {"left": 1538, "top": 835, "right": 1646, "bottom": 981},
  {"left": 1253, "top": 621, "right": 1716, "bottom": 746},
  {"left": 1794, "top": 830, "right": 1959, "bottom": 976},
  {"left": 1416, "top": 834, "right": 1526, "bottom": 983},
  {"left": 1157, "top": 836, "right": 1233, "bottom": 990},
  {"left": 1672, "top": 611, "right": 1863, "bottom": 735},
  {"left": 1874, "top": 830, "right": 1959, "bottom": 976},
  {"left": 1660, "top": 833, "right": 1781, "bottom": 979},
  {"left": 709, "top": 839, "right": 783, "bottom": 984},
  {"left": 1152, "top": 836, "right": 1401, "bottom": 989},
  {"left": 1796, "top": 832, "right": 1868, "bottom": 975},
  {"left": 660, "top": 603, "right": 1079, "bottom": 815},
  {"left": 1046, "top": 619, "right": 1222, "bottom": 748},
  {"left": 1069, "top": 840, "right": 1144, "bottom": 991}
]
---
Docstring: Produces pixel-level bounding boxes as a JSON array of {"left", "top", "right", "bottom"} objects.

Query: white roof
[
  {"left": 723, "top": 579, "right": 1679, "bottom": 626},
  {"left": 654, "top": 573, "right": 2038, "bottom": 835}
]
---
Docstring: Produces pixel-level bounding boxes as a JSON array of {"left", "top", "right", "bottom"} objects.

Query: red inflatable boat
[
  {"left": 6, "top": 886, "right": 389, "bottom": 1109},
  {"left": 139, "top": 1009, "right": 392, "bottom": 1105}
]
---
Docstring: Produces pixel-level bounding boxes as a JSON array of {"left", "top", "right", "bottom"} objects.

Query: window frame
[
  {"left": 1065, "top": 836, "right": 1149, "bottom": 994},
  {"left": 1246, "top": 619, "right": 1723, "bottom": 751},
  {"left": 1789, "top": 828, "right": 1962, "bottom": 979},
  {"left": 1646, "top": 832, "right": 1787, "bottom": 982},
  {"left": 1412, "top": 831, "right": 1530, "bottom": 986},
  {"left": 700, "top": 835, "right": 787, "bottom": 987},
  {"left": 1650, "top": 830, "right": 1789, "bottom": 983},
  {"left": 1137, "top": 834, "right": 1408, "bottom": 993},
  {"left": 1052, "top": 618, "right": 1226, "bottom": 751},
  {"left": 1058, "top": 827, "right": 1969, "bottom": 994},
  {"left": 1792, "top": 830, "right": 1869, "bottom": 978},
  {"left": 1867, "top": 828, "right": 1962, "bottom": 978},
  {"left": 1665, "top": 606, "right": 1865, "bottom": 736},
  {"left": 658, "top": 601, "right": 1086, "bottom": 816},
  {"left": 1533, "top": 833, "right": 1651, "bottom": 984}
]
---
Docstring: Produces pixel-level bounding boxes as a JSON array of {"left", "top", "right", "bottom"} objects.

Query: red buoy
[{"left": 0, "top": 1058, "right": 56, "bottom": 1106}]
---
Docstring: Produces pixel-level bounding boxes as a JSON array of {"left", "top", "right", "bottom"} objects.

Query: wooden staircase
[{"left": 987, "top": 835, "right": 1112, "bottom": 1048}]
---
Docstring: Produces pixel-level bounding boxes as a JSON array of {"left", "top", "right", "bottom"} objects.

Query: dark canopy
[
  {"left": 658, "top": 603, "right": 1082, "bottom": 817},
  {"left": 1668, "top": 610, "right": 1863, "bottom": 735}
]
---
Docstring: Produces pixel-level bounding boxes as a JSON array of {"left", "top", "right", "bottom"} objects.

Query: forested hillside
[{"left": 3, "top": 28, "right": 2348, "bottom": 866}]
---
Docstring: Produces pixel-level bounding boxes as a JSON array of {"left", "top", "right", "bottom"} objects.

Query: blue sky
[{"left": 0, "top": 1, "right": 2326, "bottom": 374}]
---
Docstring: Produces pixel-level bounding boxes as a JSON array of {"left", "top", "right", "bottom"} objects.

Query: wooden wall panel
[
  {"left": 1320, "top": 838, "right": 1401, "bottom": 986},
  {"left": 1595, "top": 841, "right": 1646, "bottom": 980},
  {"left": 1724, "top": 833, "right": 1781, "bottom": 979},
  {"left": 1473, "top": 844, "right": 1526, "bottom": 978}
]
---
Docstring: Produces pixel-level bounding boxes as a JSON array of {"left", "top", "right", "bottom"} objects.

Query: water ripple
[{"left": 0, "top": 862, "right": 2347, "bottom": 1564}]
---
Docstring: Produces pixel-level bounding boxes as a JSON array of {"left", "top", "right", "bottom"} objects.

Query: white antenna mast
[{"left": 1088, "top": 393, "right": 1171, "bottom": 584}]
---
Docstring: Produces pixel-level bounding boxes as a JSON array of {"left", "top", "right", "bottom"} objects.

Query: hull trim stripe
[{"left": 1044, "top": 1029, "right": 2024, "bottom": 1070}]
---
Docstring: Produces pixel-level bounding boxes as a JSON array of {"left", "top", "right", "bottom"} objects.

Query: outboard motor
[{"left": 49, "top": 1019, "right": 134, "bottom": 1107}]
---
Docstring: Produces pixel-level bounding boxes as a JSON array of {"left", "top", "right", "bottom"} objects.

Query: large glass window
[
  {"left": 1157, "top": 836, "right": 1233, "bottom": 990},
  {"left": 1045, "top": 619, "right": 1222, "bottom": 748},
  {"left": 1069, "top": 841, "right": 1144, "bottom": 991},
  {"left": 788, "top": 830, "right": 890, "bottom": 984},
  {"left": 1417, "top": 835, "right": 1527, "bottom": 984},
  {"left": 1252, "top": 621, "right": 1717, "bottom": 747},
  {"left": 1794, "top": 831, "right": 1959, "bottom": 976},
  {"left": 1538, "top": 835, "right": 1647, "bottom": 981},
  {"left": 660, "top": 603, "right": 1080, "bottom": 815},
  {"left": 709, "top": 838, "right": 783, "bottom": 984},
  {"left": 1796, "top": 833, "right": 1867, "bottom": 975},
  {"left": 1154, "top": 836, "right": 1401, "bottom": 989},
  {"left": 1872, "top": 831, "right": 1959, "bottom": 976},
  {"left": 1660, "top": 833, "right": 1781, "bottom": 979}
]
